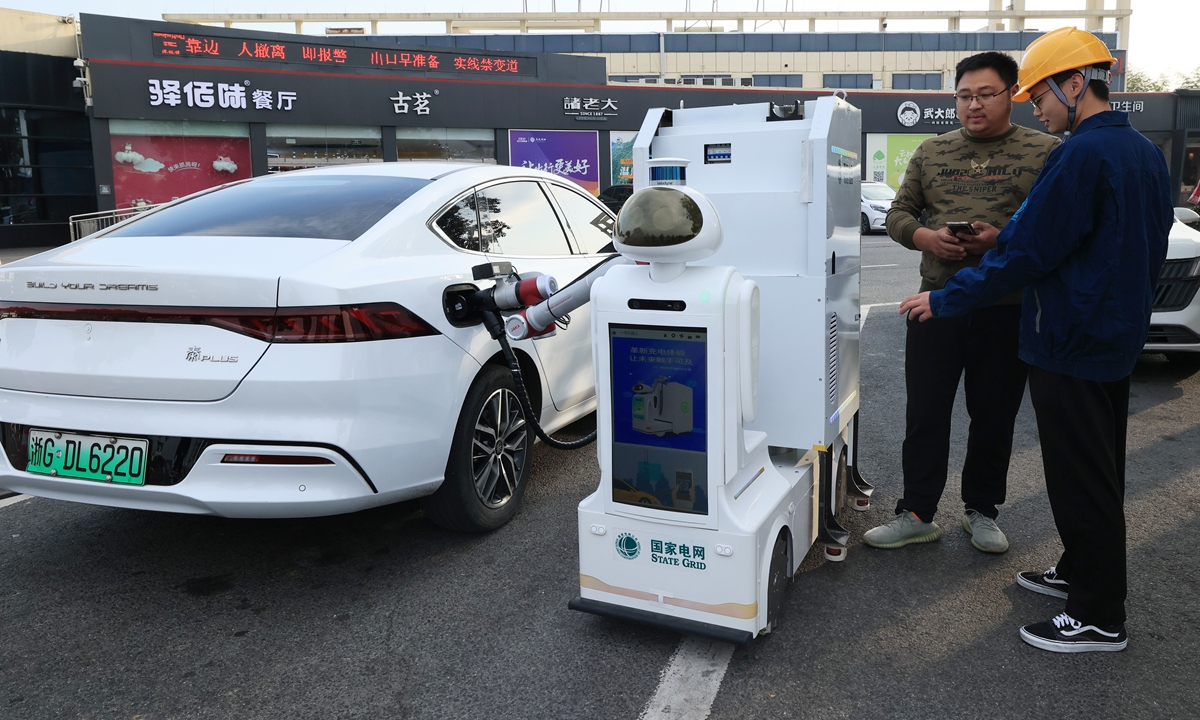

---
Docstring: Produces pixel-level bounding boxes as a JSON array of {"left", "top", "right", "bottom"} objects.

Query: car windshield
[
  {"left": 107, "top": 175, "right": 431, "bottom": 241},
  {"left": 862, "top": 185, "right": 896, "bottom": 201}
]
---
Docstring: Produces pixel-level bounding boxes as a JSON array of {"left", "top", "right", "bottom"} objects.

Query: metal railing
[{"left": 68, "top": 204, "right": 160, "bottom": 241}]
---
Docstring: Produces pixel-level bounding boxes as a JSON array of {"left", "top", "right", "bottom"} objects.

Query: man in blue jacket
[{"left": 899, "top": 27, "right": 1172, "bottom": 653}]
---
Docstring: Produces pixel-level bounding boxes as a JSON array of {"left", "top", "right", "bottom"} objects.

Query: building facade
[
  {"left": 378, "top": 30, "right": 1126, "bottom": 93},
  {"left": 0, "top": 49, "right": 96, "bottom": 247},
  {"left": 5, "top": 13, "right": 1181, "bottom": 249}
]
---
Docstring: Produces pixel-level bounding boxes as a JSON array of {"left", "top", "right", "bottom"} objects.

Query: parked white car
[
  {"left": 861, "top": 181, "right": 895, "bottom": 235},
  {"left": 0, "top": 163, "right": 617, "bottom": 530},
  {"left": 1146, "top": 214, "right": 1200, "bottom": 367}
]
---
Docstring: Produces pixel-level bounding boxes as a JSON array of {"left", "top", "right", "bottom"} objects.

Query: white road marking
[
  {"left": 640, "top": 636, "right": 735, "bottom": 720},
  {"left": 0, "top": 494, "right": 31, "bottom": 509},
  {"left": 862, "top": 264, "right": 899, "bottom": 268},
  {"left": 862, "top": 301, "right": 902, "bottom": 329}
]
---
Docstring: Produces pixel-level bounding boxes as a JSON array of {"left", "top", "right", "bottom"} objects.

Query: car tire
[
  {"left": 423, "top": 365, "right": 533, "bottom": 532},
  {"left": 860, "top": 213, "right": 870, "bottom": 235}
]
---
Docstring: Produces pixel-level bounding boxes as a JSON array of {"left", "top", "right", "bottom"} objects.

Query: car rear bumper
[
  {"left": 0, "top": 335, "right": 478, "bottom": 517},
  {"left": 0, "top": 443, "right": 412, "bottom": 518}
]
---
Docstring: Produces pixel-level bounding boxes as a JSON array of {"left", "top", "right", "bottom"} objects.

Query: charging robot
[
  {"left": 493, "top": 96, "right": 871, "bottom": 641},
  {"left": 557, "top": 97, "right": 873, "bottom": 642}
]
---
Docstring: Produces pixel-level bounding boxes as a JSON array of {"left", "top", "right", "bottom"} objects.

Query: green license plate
[{"left": 26, "top": 429, "right": 149, "bottom": 486}]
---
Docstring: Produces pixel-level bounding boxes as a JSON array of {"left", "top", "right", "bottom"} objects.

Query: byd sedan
[{"left": 0, "top": 163, "right": 618, "bottom": 531}]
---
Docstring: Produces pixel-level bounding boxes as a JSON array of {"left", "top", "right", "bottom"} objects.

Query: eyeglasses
[
  {"left": 953, "top": 85, "right": 1013, "bottom": 105},
  {"left": 1029, "top": 88, "right": 1054, "bottom": 111}
]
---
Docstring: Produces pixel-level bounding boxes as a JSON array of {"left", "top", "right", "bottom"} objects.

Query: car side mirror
[{"left": 1175, "top": 207, "right": 1200, "bottom": 224}]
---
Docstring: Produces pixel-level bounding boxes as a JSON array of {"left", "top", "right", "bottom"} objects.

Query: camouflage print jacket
[{"left": 885, "top": 124, "right": 1060, "bottom": 303}]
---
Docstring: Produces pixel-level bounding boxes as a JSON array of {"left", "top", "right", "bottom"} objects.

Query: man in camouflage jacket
[{"left": 863, "top": 52, "right": 1059, "bottom": 553}]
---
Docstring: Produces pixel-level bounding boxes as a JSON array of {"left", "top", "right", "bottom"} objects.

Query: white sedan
[
  {"left": 0, "top": 163, "right": 617, "bottom": 530},
  {"left": 1146, "top": 214, "right": 1200, "bottom": 367},
  {"left": 860, "top": 181, "right": 895, "bottom": 235}
]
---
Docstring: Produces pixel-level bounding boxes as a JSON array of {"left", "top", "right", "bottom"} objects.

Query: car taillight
[
  {"left": 273, "top": 303, "right": 438, "bottom": 343},
  {"left": 0, "top": 301, "right": 438, "bottom": 343},
  {"left": 205, "top": 315, "right": 277, "bottom": 342},
  {"left": 0, "top": 302, "right": 278, "bottom": 341}
]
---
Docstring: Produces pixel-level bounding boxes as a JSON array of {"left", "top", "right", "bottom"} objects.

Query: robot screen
[{"left": 609, "top": 324, "right": 708, "bottom": 515}]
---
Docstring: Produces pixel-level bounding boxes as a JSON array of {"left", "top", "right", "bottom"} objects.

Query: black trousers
[
  {"left": 897, "top": 304, "right": 1027, "bottom": 523},
  {"left": 1028, "top": 366, "right": 1129, "bottom": 627}
]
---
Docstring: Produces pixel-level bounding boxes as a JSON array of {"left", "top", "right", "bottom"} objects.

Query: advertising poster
[
  {"left": 508, "top": 129, "right": 600, "bottom": 196},
  {"left": 865, "top": 133, "right": 935, "bottom": 191},
  {"left": 609, "top": 324, "right": 708, "bottom": 516},
  {"left": 110, "top": 135, "right": 252, "bottom": 209},
  {"left": 610, "top": 131, "right": 636, "bottom": 186}
]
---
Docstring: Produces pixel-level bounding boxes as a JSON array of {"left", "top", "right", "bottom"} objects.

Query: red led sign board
[{"left": 151, "top": 32, "right": 537, "bottom": 77}]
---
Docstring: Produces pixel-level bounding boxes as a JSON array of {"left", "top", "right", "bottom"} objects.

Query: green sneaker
[
  {"left": 863, "top": 512, "right": 943, "bottom": 549},
  {"left": 961, "top": 510, "right": 1010, "bottom": 553}
]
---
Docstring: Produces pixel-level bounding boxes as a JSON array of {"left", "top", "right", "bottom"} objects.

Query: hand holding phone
[{"left": 946, "top": 221, "right": 979, "bottom": 236}]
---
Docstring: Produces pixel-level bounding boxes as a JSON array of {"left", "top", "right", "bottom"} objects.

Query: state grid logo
[{"left": 615, "top": 532, "right": 641, "bottom": 560}]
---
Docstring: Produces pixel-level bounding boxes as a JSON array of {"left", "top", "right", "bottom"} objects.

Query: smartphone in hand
[{"left": 946, "top": 221, "right": 979, "bottom": 236}]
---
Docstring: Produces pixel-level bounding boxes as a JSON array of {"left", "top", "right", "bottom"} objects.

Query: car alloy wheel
[
  {"left": 860, "top": 213, "right": 870, "bottom": 235},
  {"left": 471, "top": 387, "right": 529, "bottom": 509},
  {"left": 423, "top": 364, "right": 535, "bottom": 532}
]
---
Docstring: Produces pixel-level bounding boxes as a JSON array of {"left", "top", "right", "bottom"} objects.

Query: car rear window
[{"left": 107, "top": 175, "right": 432, "bottom": 241}]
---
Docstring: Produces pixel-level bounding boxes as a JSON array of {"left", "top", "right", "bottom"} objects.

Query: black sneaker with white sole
[
  {"left": 1020, "top": 612, "right": 1127, "bottom": 653},
  {"left": 1017, "top": 567, "right": 1069, "bottom": 599}
]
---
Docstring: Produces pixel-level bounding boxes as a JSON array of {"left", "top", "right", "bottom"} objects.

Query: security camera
[
  {"left": 882, "top": 20, "right": 888, "bottom": 30},
  {"left": 73, "top": 58, "right": 86, "bottom": 68}
]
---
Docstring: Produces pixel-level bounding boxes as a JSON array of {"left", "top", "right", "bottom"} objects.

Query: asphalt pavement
[{"left": 2, "top": 238, "right": 1198, "bottom": 719}]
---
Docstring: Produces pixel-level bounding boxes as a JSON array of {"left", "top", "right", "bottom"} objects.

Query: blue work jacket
[{"left": 929, "top": 111, "right": 1172, "bottom": 382}]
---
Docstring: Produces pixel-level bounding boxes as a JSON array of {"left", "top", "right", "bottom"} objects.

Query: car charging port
[{"left": 444, "top": 261, "right": 601, "bottom": 451}]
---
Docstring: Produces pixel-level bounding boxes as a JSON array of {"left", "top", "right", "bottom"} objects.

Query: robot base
[
  {"left": 574, "top": 445, "right": 822, "bottom": 640},
  {"left": 568, "top": 597, "right": 755, "bottom": 645}
]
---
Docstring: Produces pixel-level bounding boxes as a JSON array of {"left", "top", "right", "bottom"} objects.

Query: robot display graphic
[
  {"left": 609, "top": 324, "right": 707, "bottom": 515},
  {"left": 631, "top": 377, "right": 694, "bottom": 436}
]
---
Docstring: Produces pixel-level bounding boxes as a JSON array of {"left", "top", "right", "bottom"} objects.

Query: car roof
[{"left": 252, "top": 161, "right": 577, "bottom": 185}]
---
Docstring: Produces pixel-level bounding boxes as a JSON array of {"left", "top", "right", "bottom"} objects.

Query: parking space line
[
  {"left": 862, "top": 264, "right": 899, "bottom": 268},
  {"left": 0, "top": 494, "right": 31, "bottom": 510},
  {"left": 861, "top": 301, "right": 901, "bottom": 330},
  {"left": 640, "top": 635, "right": 735, "bottom": 720}
]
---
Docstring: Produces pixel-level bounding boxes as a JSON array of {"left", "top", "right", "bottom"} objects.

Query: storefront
[
  {"left": 850, "top": 92, "right": 1178, "bottom": 194},
  {"left": 77, "top": 14, "right": 1194, "bottom": 219},
  {"left": 1172, "top": 90, "right": 1200, "bottom": 206},
  {"left": 0, "top": 49, "right": 96, "bottom": 247}
]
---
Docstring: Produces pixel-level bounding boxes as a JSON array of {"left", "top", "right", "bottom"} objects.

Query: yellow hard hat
[{"left": 1013, "top": 27, "right": 1116, "bottom": 102}]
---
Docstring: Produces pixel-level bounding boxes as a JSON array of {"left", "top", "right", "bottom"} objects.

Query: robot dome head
[{"left": 614, "top": 186, "right": 722, "bottom": 263}]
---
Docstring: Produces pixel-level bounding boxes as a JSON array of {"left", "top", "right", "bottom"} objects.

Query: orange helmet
[{"left": 1013, "top": 27, "right": 1116, "bottom": 102}]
